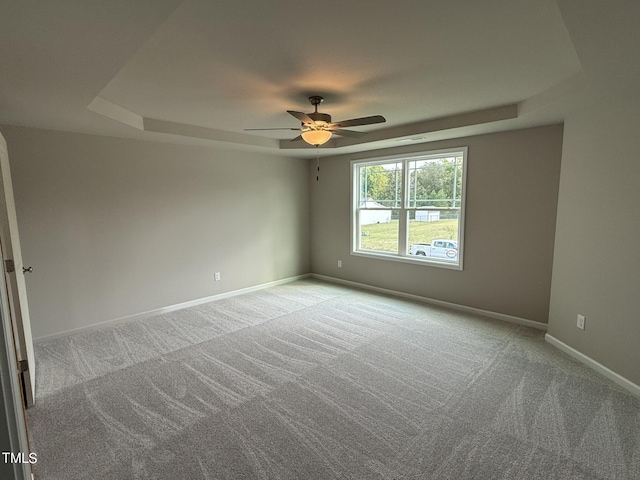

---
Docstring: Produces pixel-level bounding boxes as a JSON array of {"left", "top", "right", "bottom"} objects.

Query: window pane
[
  {"left": 359, "top": 210, "right": 399, "bottom": 253},
  {"left": 359, "top": 162, "right": 402, "bottom": 208},
  {"left": 407, "top": 210, "right": 460, "bottom": 262},
  {"left": 408, "top": 155, "right": 463, "bottom": 208}
]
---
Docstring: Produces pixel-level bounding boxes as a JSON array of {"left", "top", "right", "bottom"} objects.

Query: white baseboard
[
  {"left": 310, "top": 273, "right": 547, "bottom": 331},
  {"left": 34, "top": 274, "right": 311, "bottom": 343},
  {"left": 545, "top": 334, "right": 640, "bottom": 398}
]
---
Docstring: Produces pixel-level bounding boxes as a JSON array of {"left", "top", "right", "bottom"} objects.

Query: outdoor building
[{"left": 359, "top": 199, "right": 392, "bottom": 225}]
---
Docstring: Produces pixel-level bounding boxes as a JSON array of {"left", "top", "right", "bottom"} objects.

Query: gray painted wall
[
  {"left": 310, "top": 125, "right": 563, "bottom": 324},
  {"left": 2, "top": 126, "right": 310, "bottom": 340},
  {"left": 547, "top": 0, "right": 640, "bottom": 388},
  {"left": 3, "top": 116, "right": 638, "bottom": 390},
  {"left": 548, "top": 95, "right": 640, "bottom": 386}
]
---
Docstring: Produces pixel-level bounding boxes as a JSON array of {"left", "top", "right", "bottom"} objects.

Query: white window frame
[{"left": 350, "top": 147, "right": 468, "bottom": 270}]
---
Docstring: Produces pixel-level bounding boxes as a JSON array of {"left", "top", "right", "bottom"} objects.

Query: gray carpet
[{"left": 27, "top": 279, "right": 640, "bottom": 479}]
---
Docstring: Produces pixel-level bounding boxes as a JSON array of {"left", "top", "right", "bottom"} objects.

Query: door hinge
[
  {"left": 18, "top": 359, "right": 29, "bottom": 373},
  {"left": 5, "top": 259, "right": 15, "bottom": 273}
]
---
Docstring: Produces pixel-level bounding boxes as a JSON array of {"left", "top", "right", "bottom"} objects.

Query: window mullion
[{"left": 398, "top": 160, "right": 409, "bottom": 255}]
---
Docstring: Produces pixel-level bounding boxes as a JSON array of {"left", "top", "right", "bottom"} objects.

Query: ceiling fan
[{"left": 245, "top": 96, "right": 386, "bottom": 146}]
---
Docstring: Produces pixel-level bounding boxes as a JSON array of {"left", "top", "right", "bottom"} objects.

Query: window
[{"left": 351, "top": 148, "right": 467, "bottom": 269}]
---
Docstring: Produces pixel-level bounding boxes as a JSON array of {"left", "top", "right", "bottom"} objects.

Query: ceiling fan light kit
[
  {"left": 245, "top": 95, "right": 386, "bottom": 146},
  {"left": 301, "top": 128, "right": 332, "bottom": 146}
]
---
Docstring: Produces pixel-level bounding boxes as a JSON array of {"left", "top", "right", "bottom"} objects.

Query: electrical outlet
[
  {"left": 577, "top": 314, "right": 586, "bottom": 330},
  {"left": 214, "top": 272, "right": 221, "bottom": 281},
  {"left": 337, "top": 260, "right": 342, "bottom": 268}
]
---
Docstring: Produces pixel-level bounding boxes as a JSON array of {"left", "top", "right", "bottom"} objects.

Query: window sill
[{"left": 350, "top": 250, "right": 463, "bottom": 271}]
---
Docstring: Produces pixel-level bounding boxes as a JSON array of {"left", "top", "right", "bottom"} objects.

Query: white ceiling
[{"left": 1, "top": 0, "right": 636, "bottom": 158}]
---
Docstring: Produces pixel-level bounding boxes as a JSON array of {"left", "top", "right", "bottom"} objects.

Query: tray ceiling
[{"left": 1, "top": 0, "right": 589, "bottom": 157}]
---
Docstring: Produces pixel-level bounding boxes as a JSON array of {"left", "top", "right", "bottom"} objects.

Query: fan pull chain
[{"left": 316, "top": 146, "right": 320, "bottom": 181}]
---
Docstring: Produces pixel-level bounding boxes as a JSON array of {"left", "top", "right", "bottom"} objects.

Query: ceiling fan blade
[
  {"left": 329, "top": 128, "right": 367, "bottom": 138},
  {"left": 330, "top": 115, "right": 386, "bottom": 128},
  {"left": 287, "top": 110, "right": 315, "bottom": 125},
  {"left": 244, "top": 128, "right": 300, "bottom": 131},
  {"left": 290, "top": 135, "right": 303, "bottom": 142}
]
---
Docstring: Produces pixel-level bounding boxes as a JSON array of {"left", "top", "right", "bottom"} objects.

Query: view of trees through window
[{"left": 354, "top": 149, "right": 466, "bottom": 268}]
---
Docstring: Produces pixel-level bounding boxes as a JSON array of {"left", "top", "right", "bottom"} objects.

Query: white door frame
[
  {"left": 0, "top": 243, "right": 32, "bottom": 479},
  {"left": 0, "top": 133, "right": 35, "bottom": 407}
]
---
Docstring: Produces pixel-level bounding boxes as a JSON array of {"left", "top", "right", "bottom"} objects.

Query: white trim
[
  {"left": 311, "top": 273, "right": 547, "bottom": 330},
  {"left": 34, "top": 274, "right": 311, "bottom": 343},
  {"left": 350, "top": 250, "right": 462, "bottom": 270},
  {"left": 545, "top": 334, "right": 640, "bottom": 398},
  {"left": 0, "top": 236, "right": 32, "bottom": 480}
]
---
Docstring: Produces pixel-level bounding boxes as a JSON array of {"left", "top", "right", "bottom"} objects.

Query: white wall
[{"left": 2, "top": 126, "right": 310, "bottom": 340}]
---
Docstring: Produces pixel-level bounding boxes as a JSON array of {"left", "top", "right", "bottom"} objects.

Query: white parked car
[{"left": 409, "top": 239, "right": 458, "bottom": 260}]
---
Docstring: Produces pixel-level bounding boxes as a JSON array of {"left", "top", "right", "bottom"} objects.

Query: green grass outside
[{"left": 360, "top": 219, "right": 459, "bottom": 252}]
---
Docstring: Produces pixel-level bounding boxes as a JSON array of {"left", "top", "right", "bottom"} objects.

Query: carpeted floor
[{"left": 27, "top": 279, "right": 640, "bottom": 479}]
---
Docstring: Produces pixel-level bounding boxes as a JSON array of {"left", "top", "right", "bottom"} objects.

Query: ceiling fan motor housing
[{"left": 307, "top": 112, "right": 331, "bottom": 125}]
